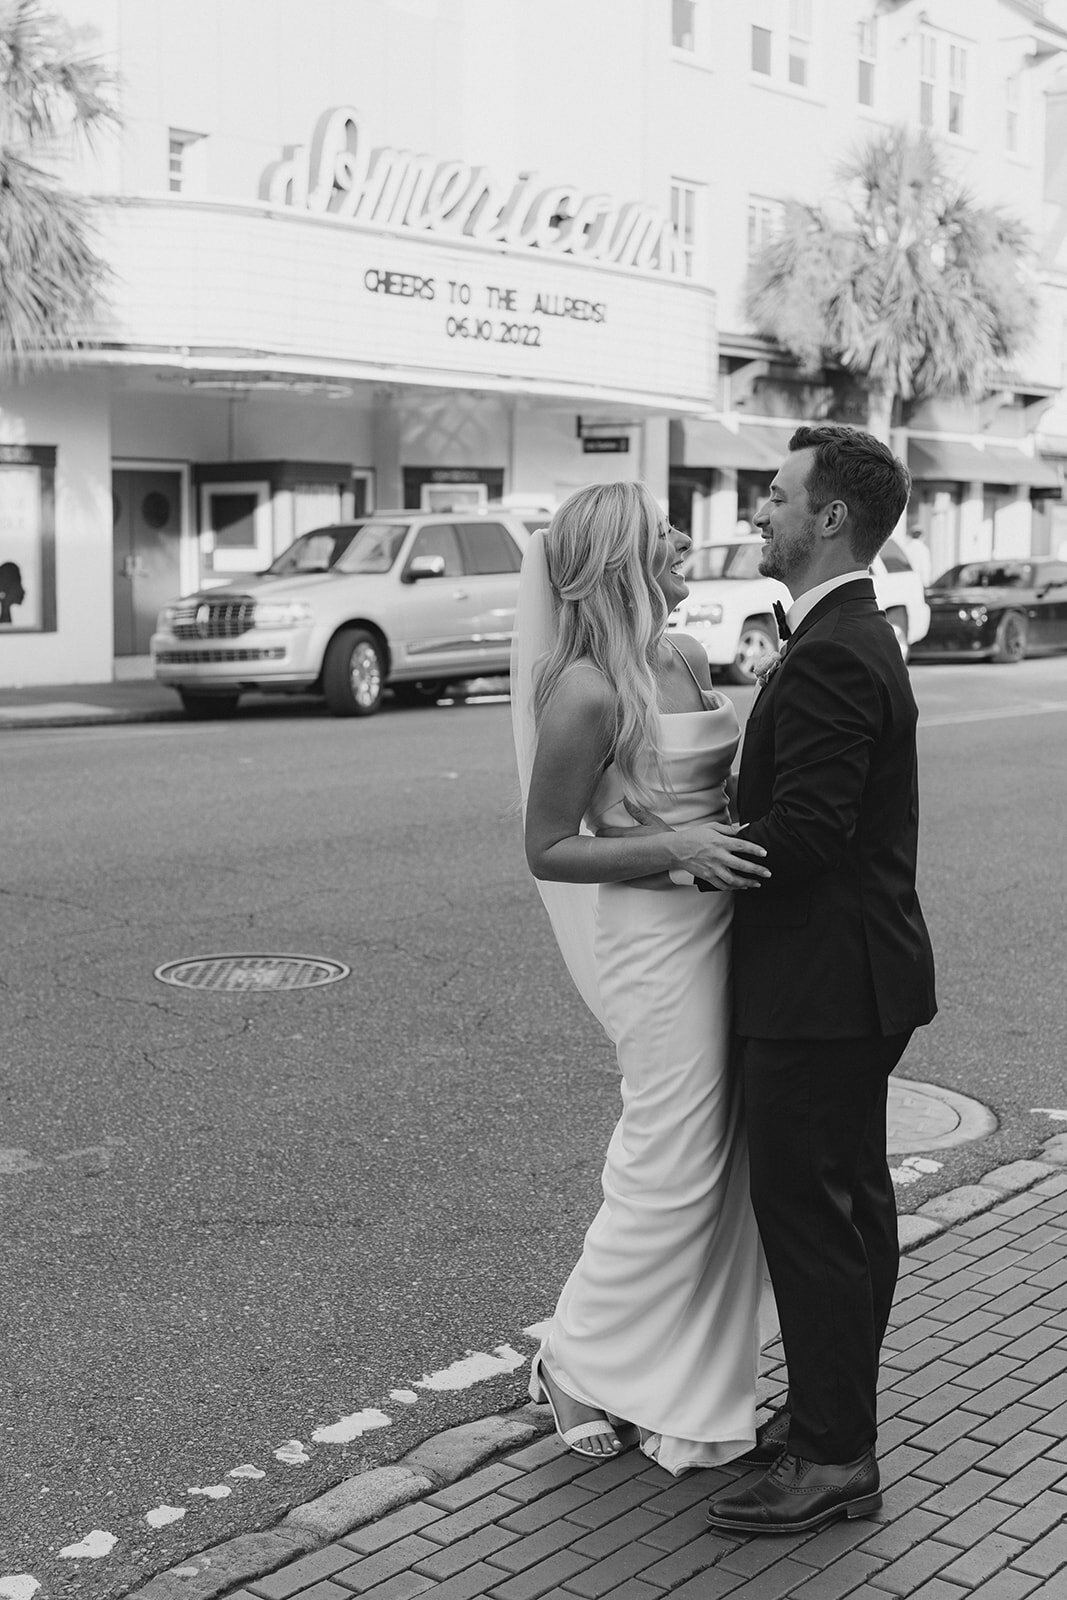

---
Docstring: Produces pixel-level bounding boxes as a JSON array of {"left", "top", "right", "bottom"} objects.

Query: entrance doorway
[{"left": 112, "top": 467, "right": 184, "bottom": 656}]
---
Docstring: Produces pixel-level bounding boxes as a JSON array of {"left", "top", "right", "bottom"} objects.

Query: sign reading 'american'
[{"left": 261, "top": 106, "right": 681, "bottom": 277}]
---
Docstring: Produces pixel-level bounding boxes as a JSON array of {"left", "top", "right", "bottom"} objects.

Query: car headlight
[
  {"left": 684, "top": 601, "right": 724, "bottom": 626},
  {"left": 958, "top": 605, "right": 988, "bottom": 625},
  {"left": 253, "top": 600, "right": 313, "bottom": 629}
]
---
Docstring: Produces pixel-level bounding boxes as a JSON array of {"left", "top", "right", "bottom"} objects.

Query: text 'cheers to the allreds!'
[{"left": 363, "top": 268, "right": 608, "bottom": 347}]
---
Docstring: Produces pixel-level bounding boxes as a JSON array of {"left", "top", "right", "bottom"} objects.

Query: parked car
[
  {"left": 910, "top": 557, "right": 1067, "bottom": 663},
  {"left": 487, "top": 500, "right": 555, "bottom": 536},
  {"left": 151, "top": 510, "right": 530, "bottom": 717},
  {"left": 668, "top": 535, "right": 930, "bottom": 683}
]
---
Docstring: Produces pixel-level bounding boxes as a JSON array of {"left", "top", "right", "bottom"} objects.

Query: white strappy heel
[{"left": 529, "top": 1352, "right": 623, "bottom": 1460}]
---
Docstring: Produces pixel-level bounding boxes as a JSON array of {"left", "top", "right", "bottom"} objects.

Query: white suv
[
  {"left": 668, "top": 536, "right": 930, "bottom": 683},
  {"left": 151, "top": 510, "right": 529, "bottom": 717}
]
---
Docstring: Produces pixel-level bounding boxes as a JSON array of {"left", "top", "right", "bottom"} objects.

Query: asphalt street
[{"left": 1, "top": 657, "right": 1065, "bottom": 1599}]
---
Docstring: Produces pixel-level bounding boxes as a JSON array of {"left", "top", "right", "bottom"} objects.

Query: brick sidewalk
[{"left": 193, "top": 1169, "right": 1067, "bottom": 1600}]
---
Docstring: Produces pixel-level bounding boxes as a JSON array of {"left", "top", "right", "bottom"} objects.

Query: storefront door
[{"left": 112, "top": 468, "right": 183, "bottom": 656}]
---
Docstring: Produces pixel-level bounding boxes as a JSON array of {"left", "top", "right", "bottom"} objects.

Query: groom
[{"left": 701, "top": 423, "right": 937, "bottom": 1534}]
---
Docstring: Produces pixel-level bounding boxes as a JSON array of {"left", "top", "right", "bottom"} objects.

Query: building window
[
  {"left": 168, "top": 128, "right": 204, "bottom": 194},
  {"left": 1005, "top": 74, "right": 1021, "bottom": 152},
  {"left": 672, "top": 0, "right": 697, "bottom": 51},
  {"left": 747, "top": 196, "right": 784, "bottom": 262},
  {"left": 948, "top": 44, "right": 968, "bottom": 136},
  {"left": 671, "top": 180, "right": 702, "bottom": 278},
  {"left": 749, "top": 1, "right": 815, "bottom": 90},
  {"left": 858, "top": 17, "right": 876, "bottom": 106},
  {"left": 788, "top": 0, "right": 812, "bottom": 87},
  {"left": 919, "top": 33, "right": 936, "bottom": 128}
]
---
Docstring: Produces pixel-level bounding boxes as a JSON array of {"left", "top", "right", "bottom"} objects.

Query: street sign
[{"left": 582, "top": 436, "right": 630, "bottom": 454}]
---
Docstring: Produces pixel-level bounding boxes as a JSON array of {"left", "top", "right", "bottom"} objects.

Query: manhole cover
[{"left": 154, "top": 955, "right": 350, "bottom": 992}]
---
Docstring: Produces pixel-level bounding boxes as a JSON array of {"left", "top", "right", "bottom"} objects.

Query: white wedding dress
[{"left": 535, "top": 679, "right": 776, "bottom": 1475}]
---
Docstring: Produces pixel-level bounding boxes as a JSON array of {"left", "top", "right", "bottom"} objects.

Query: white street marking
[
  {"left": 416, "top": 1344, "right": 527, "bottom": 1392},
  {"left": 891, "top": 1156, "right": 943, "bottom": 1187},
  {"left": 187, "top": 1485, "right": 231, "bottom": 1499},
  {"left": 228, "top": 1464, "right": 265, "bottom": 1479},
  {"left": 273, "top": 1440, "right": 310, "bottom": 1465},
  {"left": 145, "top": 1506, "right": 186, "bottom": 1529},
  {"left": 1032, "top": 1108, "right": 1067, "bottom": 1120},
  {"left": 58, "top": 1531, "right": 117, "bottom": 1559},
  {"left": 0, "top": 1577, "right": 41, "bottom": 1600},
  {"left": 311, "top": 1410, "right": 391, "bottom": 1445},
  {"left": 389, "top": 1389, "right": 419, "bottom": 1404},
  {"left": 920, "top": 701, "right": 1067, "bottom": 728},
  {"left": 0, "top": 1150, "right": 45, "bottom": 1176}
]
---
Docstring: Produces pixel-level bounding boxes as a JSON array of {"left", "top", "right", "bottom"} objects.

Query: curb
[
  {"left": 0, "top": 708, "right": 181, "bottom": 731},
  {"left": 123, "top": 1134, "right": 1067, "bottom": 1600},
  {"left": 125, "top": 1412, "right": 551, "bottom": 1600}
]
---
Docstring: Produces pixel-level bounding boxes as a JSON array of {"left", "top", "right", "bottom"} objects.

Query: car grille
[
  {"left": 170, "top": 599, "right": 257, "bottom": 639},
  {"left": 155, "top": 648, "right": 286, "bottom": 664}
]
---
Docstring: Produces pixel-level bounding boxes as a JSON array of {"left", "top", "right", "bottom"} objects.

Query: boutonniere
[{"left": 754, "top": 650, "right": 783, "bottom": 688}]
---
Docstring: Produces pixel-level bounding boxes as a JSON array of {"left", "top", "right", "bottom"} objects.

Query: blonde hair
[{"left": 534, "top": 481, "right": 669, "bottom": 806}]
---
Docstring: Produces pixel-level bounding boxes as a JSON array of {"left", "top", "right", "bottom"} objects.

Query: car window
[
  {"left": 725, "top": 543, "right": 765, "bottom": 579},
  {"left": 684, "top": 544, "right": 764, "bottom": 581},
  {"left": 268, "top": 526, "right": 362, "bottom": 574},
  {"left": 405, "top": 523, "right": 463, "bottom": 577},
  {"left": 953, "top": 562, "right": 1033, "bottom": 588},
  {"left": 455, "top": 520, "right": 522, "bottom": 575},
  {"left": 1039, "top": 563, "right": 1067, "bottom": 587},
  {"left": 684, "top": 547, "right": 730, "bottom": 581},
  {"left": 880, "top": 538, "right": 913, "bottom": 573},
  {"left": 329, "top": 522, "right": 410, "bottom": 574}
]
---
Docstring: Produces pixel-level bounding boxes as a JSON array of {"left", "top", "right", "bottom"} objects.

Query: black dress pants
[{"left": 741, "top": 1031, "right": 913, "bottom": 1464}]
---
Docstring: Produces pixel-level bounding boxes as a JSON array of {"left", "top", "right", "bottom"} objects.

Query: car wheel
[
  {"left": 323, "top": 628, "right": 386, "bottom": 715},
  {"left": 392, "top": 679, "right": 445, "bottom": 706},
  {"left": 177, "top": 689, "right": 240, "bottom": 719},
  {"left": 887, "top": 607, "right": 910, "bottom": 663},
  {"left": 991, "top": 610, "right": 1028, "bottom": 664},
  {"left": 724, "top": 618, "right": 778, "bottom": 685}
]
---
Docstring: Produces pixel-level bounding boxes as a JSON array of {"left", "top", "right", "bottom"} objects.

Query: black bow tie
[{"left": 772, "top": 600, "right": 792, "bottom": 642}]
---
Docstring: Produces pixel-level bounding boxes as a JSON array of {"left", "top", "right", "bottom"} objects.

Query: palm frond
[
  {"left": 0, "top": 0, "right": 118, "bottom": 146},
  {"left": 0, "top": 146, "right": 110, "bottom": 370},
  {"left": 747, "top": 124, "right": 1039, "bottom": 413}
]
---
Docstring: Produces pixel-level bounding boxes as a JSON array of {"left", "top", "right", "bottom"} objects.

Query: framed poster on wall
[{"left": 0, "top": 444, "right": 56, "bottom": 632}]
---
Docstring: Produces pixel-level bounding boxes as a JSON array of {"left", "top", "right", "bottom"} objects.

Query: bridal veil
[{"left": 510, "top": 529, "right": 609, "bottom": 1036}]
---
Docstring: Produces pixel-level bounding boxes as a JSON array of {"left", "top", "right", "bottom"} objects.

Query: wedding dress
[{"left": 533, "top": 673, "right": 775, "bottom": 1475}]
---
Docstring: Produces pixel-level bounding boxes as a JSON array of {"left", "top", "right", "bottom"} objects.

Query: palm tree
[
  {"left": 746, "top": 127, "right": 1039, "bottom": 441},
  {"left": 0, "top": 0, "right": 118, "bottom": 373}
]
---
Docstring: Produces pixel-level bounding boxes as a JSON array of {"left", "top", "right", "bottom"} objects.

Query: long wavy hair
[{"left": 534, "top": 481, "right": 669, "bottom": 806}]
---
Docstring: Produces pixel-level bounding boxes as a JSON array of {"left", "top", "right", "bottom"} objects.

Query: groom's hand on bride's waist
[{"left": 596, "top": 800, "right": 770, "bottom": 892}]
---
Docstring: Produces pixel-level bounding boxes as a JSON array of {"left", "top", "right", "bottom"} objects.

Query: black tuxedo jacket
[{"left": 726, "top": 578, "right": 937, "bottom": 1039}]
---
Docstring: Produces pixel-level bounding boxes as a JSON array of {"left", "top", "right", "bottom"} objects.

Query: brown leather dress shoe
[
  {"left": 735, "top": 1403, "right": 790, "bottom": 1467},
  {"left": 706, "top": 1449, "right": 881, "bottom": 1535}
]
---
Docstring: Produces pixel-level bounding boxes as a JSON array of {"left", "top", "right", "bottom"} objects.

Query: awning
[
  {"left": 671, "top": 419, "right": 794, "bottom": 470},
  {"left": 909, "top": 438, "right": 1060, "bottom": 488}
]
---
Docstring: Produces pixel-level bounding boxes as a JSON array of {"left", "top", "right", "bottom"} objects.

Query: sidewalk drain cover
[{"left": 154, "top": 955, "right": 350, "bottom": 992}]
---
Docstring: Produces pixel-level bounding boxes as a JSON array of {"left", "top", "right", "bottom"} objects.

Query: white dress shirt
[{"left": 786, "top": 569, "right": 871, "bottom": 635}]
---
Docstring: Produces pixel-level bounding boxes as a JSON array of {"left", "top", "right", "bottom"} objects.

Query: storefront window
[{"left": 0, "top": 445, "right": 56, "bottom": 632}]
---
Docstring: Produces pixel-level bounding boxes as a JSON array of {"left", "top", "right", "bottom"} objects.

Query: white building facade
[{"left": 2, "top": 0, "right": 1067, "bottom": 683}]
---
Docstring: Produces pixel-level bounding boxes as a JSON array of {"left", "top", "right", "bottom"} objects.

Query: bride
[{"left": 512, "top": 481, "right": 776, "bottom": 1476}]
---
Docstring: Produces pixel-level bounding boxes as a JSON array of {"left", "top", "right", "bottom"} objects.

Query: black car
[{"left": 912, "top": 557, "right": 1067, "bottom": 663}]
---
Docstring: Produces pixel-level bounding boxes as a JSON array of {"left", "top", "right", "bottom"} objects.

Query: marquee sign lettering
[{"left": 261, "top": 106, "right": 681, "bottom": 276}]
